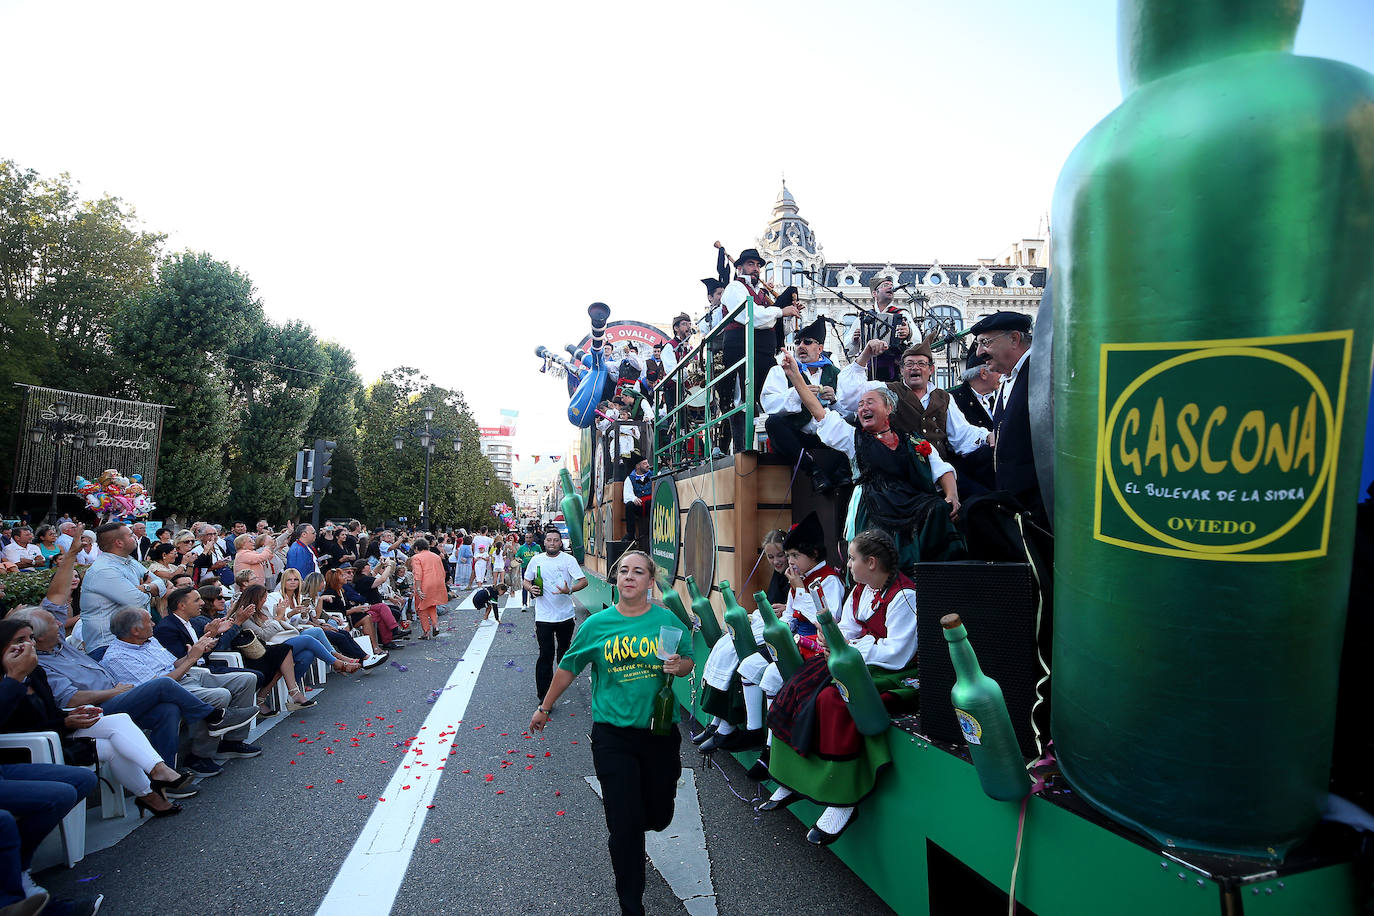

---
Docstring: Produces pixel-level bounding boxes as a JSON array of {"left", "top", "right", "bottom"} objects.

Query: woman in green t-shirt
[{"left": 530, "top": 550, "right": 694, "bottom": 916}]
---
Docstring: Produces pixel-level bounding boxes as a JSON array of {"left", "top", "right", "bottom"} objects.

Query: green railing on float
[{"left": 649, "top": 292, "right": 757, "bottom": 475}]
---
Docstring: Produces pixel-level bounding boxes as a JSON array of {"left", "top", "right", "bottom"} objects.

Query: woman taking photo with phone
[{"left": 530, "top": 550, "right": 693, "bottom": 916}]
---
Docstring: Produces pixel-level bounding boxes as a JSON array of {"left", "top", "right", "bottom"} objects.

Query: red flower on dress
[{"left": 914, "top": 439, "right": 933, "bottom": 457}]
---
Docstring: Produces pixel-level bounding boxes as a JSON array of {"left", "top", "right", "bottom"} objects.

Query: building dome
[{"left": 760, "top": 181, "right": 818, "bottom": 255}]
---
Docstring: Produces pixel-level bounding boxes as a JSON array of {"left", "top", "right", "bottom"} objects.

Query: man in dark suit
[
  {"left": 972, "top": 311, "right": 1049, "bottom": 529},
  {"left": 949, "top": 354, "right": 1001, "bottom": 431},
  {"left": 130, "top": 521, "right": 152, "bottom": 563},
  {"left": 153, "top": 585, "right": 260, "bottom": 686}
]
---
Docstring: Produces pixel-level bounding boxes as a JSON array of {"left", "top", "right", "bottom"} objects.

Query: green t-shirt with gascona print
[{"left": 558, "top": 604, "right": 693, "bottom": 729}]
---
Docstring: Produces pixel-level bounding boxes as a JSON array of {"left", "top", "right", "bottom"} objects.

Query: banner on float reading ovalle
[
  {"left": 577, "top": 320, "right": 671, "bottom": 354},
  {"left": 11, "top": 386, "right": 171, "bottom": 497}
]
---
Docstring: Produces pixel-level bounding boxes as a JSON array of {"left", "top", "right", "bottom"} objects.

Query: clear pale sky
[{"left": 5, "top": 0, "right": 1372, "bottom": 480}]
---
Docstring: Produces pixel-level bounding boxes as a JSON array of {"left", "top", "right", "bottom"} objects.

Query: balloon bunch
[
  {"left": 490, "top": 502, "right": 517, "bottom": 530},
  {"left": 75, "top": 468, "right": 156, "bottom": 523}
]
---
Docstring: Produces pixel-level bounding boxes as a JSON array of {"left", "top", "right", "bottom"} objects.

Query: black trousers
[
  {"left": 763, "top": 415, "right": 851, "bottom": 481},
  {"left": 721, "top": 324, "right": 774, "bottom": 453},
  {"left": 591, "top": 722, "right": 682, "bottom": 916},
  {"left": 535, "top": 618, "right": 575, "bottom": 701}
]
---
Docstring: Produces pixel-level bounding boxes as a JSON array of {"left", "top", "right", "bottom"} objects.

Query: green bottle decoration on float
[
  {"left": 942, "top": 615, "right": 1029, "bottom": 802},
  {"left": 558, "top": 469, "right": 585, "bottom": 563},
  {"left": 719, "top": 582, "right": 756, "bottom": 662},
  {"left": 812, "top": 587, "right": 889, "bottom": 737},
  {"left": 1051, "top": 0, "right": 1374, "bottom": 857},
  {"left": 685, "top": 575, "right": 723, "bottom": 648},
  {"left": 660, "top": 590, "right": 694, "bottom": 631},
  {"left": 755, "top": 590, "right": 803, "bottom": 680}
]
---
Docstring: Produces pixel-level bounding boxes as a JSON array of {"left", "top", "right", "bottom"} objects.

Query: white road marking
[
  {"left": 586, "top": 770, "right": 718, "bottom": 916},
  {"left": 315, "top": 621, "right": 499, "bottom": 915}
]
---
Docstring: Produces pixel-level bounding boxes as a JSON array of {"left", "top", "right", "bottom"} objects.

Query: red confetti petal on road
[
  {"left": 474, "top": 724, "right": 486, "bottom": 729},
  {"left": 496, "top": 790, "right": 504, "bottom": 795},
  {"left": 430, "top": 838, "right": 441, "bottom": 844},
  {"left": 526, "top": 753, "right": 535, "bottom": 758},
  {"left": 484, "top": 774, "right": 494, "bottom": 781},
  {"left": 462, "top": 770, "right": 471, "bottom": 774},
  {"left": 289, "top": 760, "right": 296, "bottom": 765},
  {"left": 379, "top": 798, "right": 386, "bottom": 802},
  {"left": 556, "top": 811, "right": 565, "bottom": 816},
  {"left": 336, "top": 779, "right": 345, "bottom": 784},
  {"left": 426, "top": 804, "right": 435, "bottom": 809},
  {"left": 571, "top": 741, "right": 578, "bottom": 745},
  {"left": 305, "top": 785, "right": 314, "bottom": 789},
  {"left": 555, "top": 791, "right": 561, "bottom": 796},
  {"left": 544, "top": 752, "right": 552, "bottom": 757},
  {"left": 380, "top": 760, "right": 387, "bottom": 764},
  {"left": 403, "top": 785, "right": 411, "bottom": 790},
  {"left": 357, "top": 795, "right": 368, "bottom": 800},
  {"left": 525, "top": 765, "right": 533, "bottom": 770}
]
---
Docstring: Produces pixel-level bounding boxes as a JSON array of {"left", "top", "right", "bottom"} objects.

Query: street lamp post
[
  {"left": 28, "top": 402, "right": 101, "bottom": 526},
  {"left": 393, "top": 405, "right": 461, "bottom": 532}
]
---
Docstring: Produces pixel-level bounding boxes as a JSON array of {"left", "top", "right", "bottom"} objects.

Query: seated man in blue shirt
[
  {"left": 76, "top": 521, "right": 166, "bottom": 651},
  {"left": 12, "top": 533, "right": 254, "bottom": 788},
  {"left": 101, "top": 604, "right": 261, "bottom": 779}
]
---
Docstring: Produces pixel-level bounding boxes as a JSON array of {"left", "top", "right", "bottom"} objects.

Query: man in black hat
[
  {"left": 970, "top": 310, "right": 1046, "bottom": 525},
  {"left": 720, "top": 248, "right": 799, "bottom": 452},
  {"left": 949, "top": 351, "right": 1001, "bottom": 430},
  {"left": 660, "top": 312, "right": 694, "bottom": 410},
  {"left": 762, "top": 315, "right": 850, "bottom": 492}
]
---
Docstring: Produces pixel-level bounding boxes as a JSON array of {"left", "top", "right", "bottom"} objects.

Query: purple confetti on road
[
  {"left": 76, "top": 875, "right": 101, "bottom": 883},
  {"left": 390, "top": 662, "right": 408, "bottom": 672}
]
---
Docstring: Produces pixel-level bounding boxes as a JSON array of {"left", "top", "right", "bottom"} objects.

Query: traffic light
[{"left": 312, "top": 439, "right": 337, "bottom": 493}]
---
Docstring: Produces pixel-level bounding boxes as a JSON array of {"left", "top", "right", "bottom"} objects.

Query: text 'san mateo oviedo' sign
[
  {"left": 649, "top": 476, "right": 679, "bottom": 593},
  {"left": 1095, "top": 332, "right": 1352, "bottom": 562}
]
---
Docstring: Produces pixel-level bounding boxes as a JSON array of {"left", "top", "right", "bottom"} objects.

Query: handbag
[{"left": 230, "top": 629, "right": 266, "bottom": 660}]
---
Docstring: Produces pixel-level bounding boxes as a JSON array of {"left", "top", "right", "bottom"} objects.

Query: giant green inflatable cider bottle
[{"left": 1052, "top": 0, "right": 1374, "bottom": 858}]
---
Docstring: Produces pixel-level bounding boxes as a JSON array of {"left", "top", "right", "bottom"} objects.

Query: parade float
[{"left": 531, "top": 2, "right": 1374, "bottom": 911}]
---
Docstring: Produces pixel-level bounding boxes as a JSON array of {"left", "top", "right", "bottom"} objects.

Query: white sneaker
[{"left": 21, "top": 871, "right": 44, "bottom": 897}]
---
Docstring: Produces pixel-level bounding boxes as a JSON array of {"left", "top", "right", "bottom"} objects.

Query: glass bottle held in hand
[
  {"left": 650, "top": 625, "right": 682, "bottom": 735},
  {"left": 942, "top": 614, "right": 1028, "bottom": 801}
]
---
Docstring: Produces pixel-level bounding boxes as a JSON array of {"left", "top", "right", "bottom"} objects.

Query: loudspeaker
[{"left": 914, "top": 561, "right": 1042, "bottom": 760}]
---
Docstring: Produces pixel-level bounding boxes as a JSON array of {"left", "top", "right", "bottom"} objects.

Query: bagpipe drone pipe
[{"left": 566, "top": 302, "right": 612, "bottom": 428}]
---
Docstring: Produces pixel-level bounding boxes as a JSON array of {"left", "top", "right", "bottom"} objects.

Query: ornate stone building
[{"left": 754, "top": 182, "right": 1047, "bottom": 387}]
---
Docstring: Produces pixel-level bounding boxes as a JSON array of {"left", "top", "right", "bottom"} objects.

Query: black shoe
[
  {"left": 746, "top": 747, "right": 771, "bottom": 781},
  {"left": 185, "top": 756, "right": 223, "bottom": 778},
  {"left": 381, "top": 642, "right": 405, "bottom": 650},
  {"left": 44, "top": 894, "right": 104, "bottom": 916},
  {"left": 205, "top": 706, "right": 258, "bottom": 737},
  {"left": 807, "top": 807, "right": 859, "bottom": 846},
  {"left": 717, "top": 727, "right": 766, "bottom": 752},
  {"left": 150, "top": 772, "right": 198, "bottom": 799},
  {"left": 697, "top": 730, "right": 730, "bottom": 752},
  {"left": 216, "top": 740, "right": 262, "bottom": 759},
  {"left": 690, "top": 723, "right": 719, "bottom": 746},
  {"left": 758, "top": 790, "right": 801, "bottom": 812}
]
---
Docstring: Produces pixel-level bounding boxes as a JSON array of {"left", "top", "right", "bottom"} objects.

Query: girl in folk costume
[
  {"left": 693, "top": 529, "right": 794, "bottom": 755},
  {"left": 723, "top": 516, "right": 843, "bottom": 766},
  {"left": 759, "top": 529, "right": 919, "bottom": 846}
]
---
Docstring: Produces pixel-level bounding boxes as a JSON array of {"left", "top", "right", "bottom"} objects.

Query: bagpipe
[{"left": 566, "top": 302, "right": 612, "bottom": 428}]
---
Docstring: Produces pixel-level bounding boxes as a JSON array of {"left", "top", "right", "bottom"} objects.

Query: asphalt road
[{"left": 35, "top": 594, "right": 895, "bottom": 916}]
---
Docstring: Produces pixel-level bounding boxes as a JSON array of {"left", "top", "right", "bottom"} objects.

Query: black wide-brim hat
[
  {"left": 735, "top": 248, "right": 765, "bottom": 267},
  {"left": 968, "top": 310, "right": 1033, "bottom": 335},
  {"left": 796, "top": 315, "right": 825, "bottom": 344},
  {"left": 783, "top": 511, "right": 825, "bottom": 554},
  {"left": 700, "top": 278, "right": 726, "bottom": 295}
]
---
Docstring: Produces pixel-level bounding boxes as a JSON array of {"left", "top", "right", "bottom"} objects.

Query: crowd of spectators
[{"left": 0, "top": 513, "right": 506, "bottom": 914}]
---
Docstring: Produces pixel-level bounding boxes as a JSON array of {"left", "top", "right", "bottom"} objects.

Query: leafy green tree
[
  {"left": 305, "top": 340, "right": 364, "bottom": 522},
  {"left": 356, "top": 368, "right": 500, "bottom": 529},
  {"left": 0, "top": 160, "right": 162, "bottom": 503},
  {"left": 224, "top": 318, "right": 325, "bottom": 521},
  {"left": 115, "top": 252, "right": 259, "bottom": 519}
]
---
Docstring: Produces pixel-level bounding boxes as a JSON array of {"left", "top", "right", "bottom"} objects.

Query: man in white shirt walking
[{"left": 523, "top": 528, "right": 587, "bottom": 702}]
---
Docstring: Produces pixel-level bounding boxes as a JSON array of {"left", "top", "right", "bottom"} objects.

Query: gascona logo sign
[
  {"left": 1095, "top": 331, "right": 1352, "bottom": 562},
  {"left": 649, "top": 477, "right": 679, "bottom": 593}
]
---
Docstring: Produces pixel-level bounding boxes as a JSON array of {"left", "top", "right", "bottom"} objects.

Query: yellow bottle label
[
  {"left": 1095, "top": 331, "right": 1352, "bottom": 562},
  {"left": 955, "top": 708, "right": 982, "bottom": 745}
]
